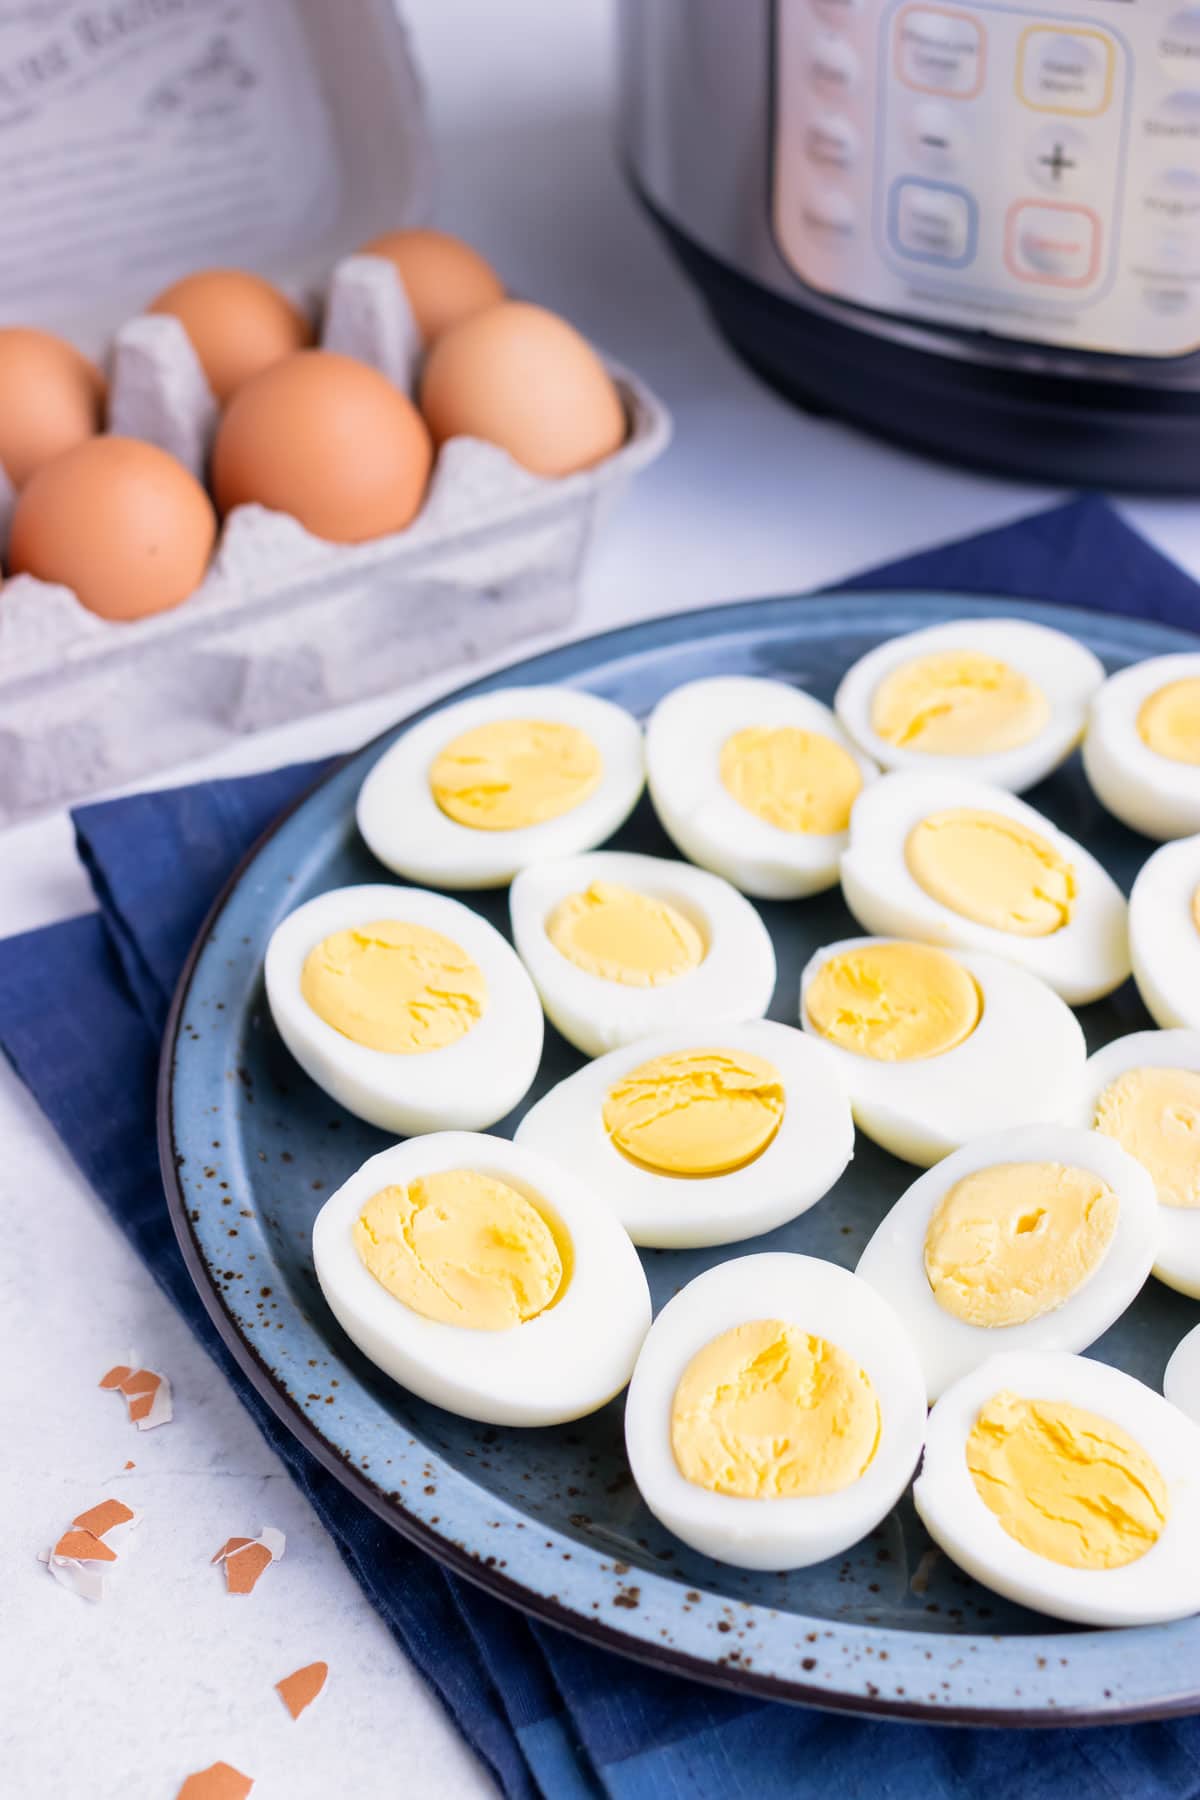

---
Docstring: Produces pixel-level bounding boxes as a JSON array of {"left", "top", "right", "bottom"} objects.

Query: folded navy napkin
[{"left": 4, "top": 495, "right": 1200, "bottom": 1798}]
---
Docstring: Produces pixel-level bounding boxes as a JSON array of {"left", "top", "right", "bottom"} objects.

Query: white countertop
[{"left": 6, "top": 4, "right": 1200, "bottom": 1796}]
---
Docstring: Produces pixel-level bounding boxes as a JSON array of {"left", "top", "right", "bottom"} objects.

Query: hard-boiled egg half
[
  {"left": 312, "top": 1133, "right": 651, "bottom": 1425},
  {"left": 624, "top": 1253, "right": 926, "bottom": 1570},
  {"left": 1165, "top": 1324, "right": 1200, "bottom": 1427},
  {"left": 914, "top": 1350, "right": 1200, "bottom": 1626},
  {"left": 264, "top": 884, "right": 543, "bottom": 1133},
  {"left": 509, "top": 850, "right": 776, "bottom": 1057},
  {"left": 1080, "top": 1029, "right": 1200, "bottom": 1299},
  {"left": 856, "top": 1125, "right": 1158, "bottom": 1399},
  {"left": 835, "top": 617, "right": 1103, "bottom": 793},
  {"left": 1083, "top": 653, "right": 1200, "bottom": 840},
  {"left": 514, "top": 1020, "right": 853, "bottom": 1247},
  {"left": 799, "top": 936, "right": 1085, "bottom": 1167},
  {"left": 1129, "top": 833, "right": 1200, "bottom": 1029},
  {"left": 840, "top": 771, "right": 1129, "bottom": 1005},
  {"left": 356, "top": 686, "right": 644, "bottom": 889},
  {"left": 644, "top": 675, "right": 878, "bottom": 899}
]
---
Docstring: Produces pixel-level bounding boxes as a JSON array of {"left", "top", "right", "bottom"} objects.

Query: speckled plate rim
[{"left": 159, "top": 591, "right": 1200, "bottom": 1728}]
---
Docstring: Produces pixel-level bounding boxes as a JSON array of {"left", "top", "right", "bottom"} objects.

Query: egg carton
[{"left": 0, "top": 253, "right": 671, "bottom": 822}]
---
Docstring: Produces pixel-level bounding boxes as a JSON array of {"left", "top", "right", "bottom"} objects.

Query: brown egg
[
  {"left": 419, "top": 301, "right": 626, "bottom": 478},
  {"left": 358, "top": 228, "right": 504, "bottom": 343},
  {"left": 0, "top": 327, "right": 105, "bottom": 488},
  {"left": 8, "top": 435, "right": 216, "bottom": 621},
  {"left": 210, "top": 349, "right": 432, "bottom": 542},
  {"left": 147, "top": 269, "right": 313, "bottom": 403}
]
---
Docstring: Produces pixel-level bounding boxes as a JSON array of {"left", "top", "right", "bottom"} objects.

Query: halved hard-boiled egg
[
  {"left": 856, "top": 1125, "right": 1158, "bottom": 1399},
  {"left": 264, "top": 884, "right": 543, "bottom": 1133},
  {"left": 357, "top": 686, "right": 644, "bottom": 889},
  {"left": 914, "top": 1350, "right": 1200, "bottom": 1626},
  {"left": 1165, "top": 1323, "right": 1200, "bottom": 1427},
  {"left": 840, "top": 771, "right": 1129, "bottom": 1004},
  {"left": 509, "top": 850, "right": 776, "bottom": 1057},
  {"left": 1129, "top": 833, "right": 1200, "bottom": 1029},
  {"left": 1083, "top": 653, "right": 1200, "bottom": 840},
  {"left": 514, "top": 1020, "right": 853, "bottom": 1247},
  {"left": 312, "top": 1133, "right": 651, "bottom": 1425},
  {"left": 624, "top": 1253, "right": 926, "bottom": 1570},
  {"left": 835, "top": 617, "right": 1103, "bottom": 793},
  {"left": 1079, "top": 1029, "right": 1200, "bottom": 1298},
  {"left": 644, "top": 675, "right": 878, "bottom": 899},
  {"left": 799, "top": 937, "right": 1085, "bottom": 1166}
]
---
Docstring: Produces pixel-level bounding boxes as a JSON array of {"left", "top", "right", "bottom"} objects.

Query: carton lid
[{"left": 0, "top": 0, "right": 433, "bottom": 347}]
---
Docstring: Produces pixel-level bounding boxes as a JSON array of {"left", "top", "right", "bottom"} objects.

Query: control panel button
[
  {"left": 890, "top": 179, "right": 976, "bottom": 265},
  {"left": 1006, "top": 201, "right": 1100, "bottom": 285},
  {"left": 1143, "top": 281, "right": 1194, "bottom": 318},
  {"left": 895, "top": 7, "right": 985, "bottom": 99},
  {"left": 805, "top": 113, "right": 860, "bottom": 171},
  {"left": 810, "top": 32, "right": 859, "bottom": 99},
  {"left": 1161, "top": 9, "right": 1200, "bottom": 73},
  {"left": 1148, "top": 166, "right": 1200, "bottom": 223},
  {"left": 908, "top": 101, "right": 967, "bottom": 173},
  {"left": 1019, "top": 28, "right": 1114, "bottom": 116},
  {"left": 1026, "top": 124, "right": 1090, "bottom": 194},
  {"left": 800, "top": 186, "right": 857, "bottom": 242},
  {"left": 810, "top": 0, "right": 862, "bottom": 25},
  {"left": 1150, "top": 90, "right": 1200, "bottom": 141}
]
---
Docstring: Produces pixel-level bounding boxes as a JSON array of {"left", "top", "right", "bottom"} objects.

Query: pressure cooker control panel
[{"left": 773, "top": 0, "right": 1200, "bottom": 356}]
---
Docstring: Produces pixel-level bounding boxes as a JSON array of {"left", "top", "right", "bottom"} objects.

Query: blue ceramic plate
[{"left": 161, "top": 593, "right": 1200, "bottom": 1725}]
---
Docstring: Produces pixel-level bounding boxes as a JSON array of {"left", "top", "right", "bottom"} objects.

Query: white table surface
[{"left": 6, "top": 4, "right": 1200, "bottom": 1796}]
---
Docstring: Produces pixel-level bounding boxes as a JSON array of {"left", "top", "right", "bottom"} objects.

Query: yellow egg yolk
[
  {"left": 354, "top": 1169, "right": 569, "bottom": 1329},
  {"left": 429, "top": 718, "right": 602, "bottom": 830},
  {"left": 906, "top": 808, "right": 1076, "bottom": 937},
  {"left": 671, "top": 1319, "right": 881, "bottom": 1499},
  {"left": 924, "top": 1161, "right": 1118, "bottom": 1328},
  {"left": 805, "top": 941, "right": 982, "bottom": 1062},
  {"left": 301, "top": 919, "right": 486, "bottom": 1053},
  {"left": 1094, "top": 1066, "right": 1200, "bottom": 1210},
  {"left": 545, "top": 881, "right": 705, "bottom": 986},
  {"left": 1137, "top": 678, "right": 1200, "bottom": 766},
  {"left": 602, "top": 1048, "right": 785, "bottom": 1176},
  {"left": 967, "top": 1390, "right": 1169, "bottom": 1570},
  {"left": 870, "top": 650, "right": 1050, "bottom": 756},
  {"left": 719, "top": 725, "right": 862, "bottom": 835}
]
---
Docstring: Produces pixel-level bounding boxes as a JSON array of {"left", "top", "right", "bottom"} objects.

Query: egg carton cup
[{"left": 0, "top": 255, "right": 670, "bottom": 822}]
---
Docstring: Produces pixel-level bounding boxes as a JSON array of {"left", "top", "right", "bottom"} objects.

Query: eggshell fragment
[
  {"left": 147, "top": 268, "right": 312, "bottom": 402},
  {"left": 420, "top": 301, "right": 627, "bottom": 477},
  {"left": 358, "top": 228, "right": 504, "bottom": 342},
  {"left": 176, "top": 1762, "right": 254, "bottom": 1800},
  {"left": 276, "top": 1661, "right": 328, "bottom": 1720},
  {"left": 99, "top": 1361, "right": 174, "bottom": 1429},
  {"left": 211, "top": 1525, "right": 285, "bottom": 1594},
  {"left": 0, "top": 327, "right": 105, "bottom": 487}
]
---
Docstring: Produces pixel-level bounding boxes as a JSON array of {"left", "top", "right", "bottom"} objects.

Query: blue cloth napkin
[{"left": 4, "top": 495, "right": 1200, "bottom": 1799}]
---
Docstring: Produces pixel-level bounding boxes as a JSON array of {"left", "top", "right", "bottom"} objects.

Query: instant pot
[{"left": 617, "top": 1, "right": 1200, "bottom": 490}]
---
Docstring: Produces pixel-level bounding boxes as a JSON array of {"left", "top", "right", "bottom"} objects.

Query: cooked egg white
[
  {"left": 624, "top": 1253, "right": 926, "bottom": 1570},
  {"left": 799, "top": 936, "right": 1086, "bottom": 1166},
  {"left": 356, "top": 685, "right": 645, "bottom": 889},
  {"left": 1079, "top": 1029, "right": 1200, "bottom": 1299},
  {"left": 514, "top": 1020, "right": 853, "bottom": 1247},
  {"left": 856, "top": 1124, "right": 1159, "bottom": 1399},
  {"left": 644, "top": 675, "right": 878, "bottom": 899},
  {"left": 312, "top": 1133, "right": 651, "bottom": 1425},
  {"left": 1084, "top": 653, "right": 1200, "bottom": 841},
  {"left": 835, "top": 617, "right": 1103, "bottom": 794},
  {"left": 1129, "top": 833, "right": 1200, "bottom": 1029},
  {"left": 264, "top": 884, "right": 543, "bottom": 1133},
  {"left": 840, "top": 770, "right": 1130, "bottom": 1005},
  {"left": 913, "top": 1349, "right": 1200, "bottom": 1626},
  {"left": 509, "top": 850, "right": 776, "bottom": 1058},
  {"left": 1165, "top": 1323, "right": 1200, "bottom": 1427}
]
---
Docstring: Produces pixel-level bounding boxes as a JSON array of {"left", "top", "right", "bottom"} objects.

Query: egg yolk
[
  {"left": 906, "top": 808, "right": 1076, "bottom": 937},
  {"left": 924, "top": 1162, "right": 1118, "bottom": 1328},
  {"left": 430, "top": 718, "right": 602, "bottom": 830},
  {"left": 671, "top": 1319, "right": 881, "bottom": 1499},
  {"left": 719, "top": 726, "right": 862, "bottom": 835},
  {"left": 354, "top": 1169, "right": 570, "bottom": 1330},
  {"left": 967, "top": 1390, "right": 1168, "bottom": 1570},
  {"left": 1137, "top": 678, "right": 1200, "bottom": 766},
  {"left": 805, "top": 941, "right": 981, "bottom": 1062},
  {"left": 602, "top": 1048, "right": 785, "bottom": 1176},
  {"left": 1094, "top": 1066, "right": 1200, "bottom": 1210},
  {"left": 870, "top": 650, "right": 1050, "bottom": 756},
  {"left": 301, "top": 920, "right": 486, "bottom": 1053},
  {"left": 1193, "top": 883, "right": 1200, "bottom": 939},
  {"left": 546, "top": 881, "right": 705, "bottom": 986}
]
